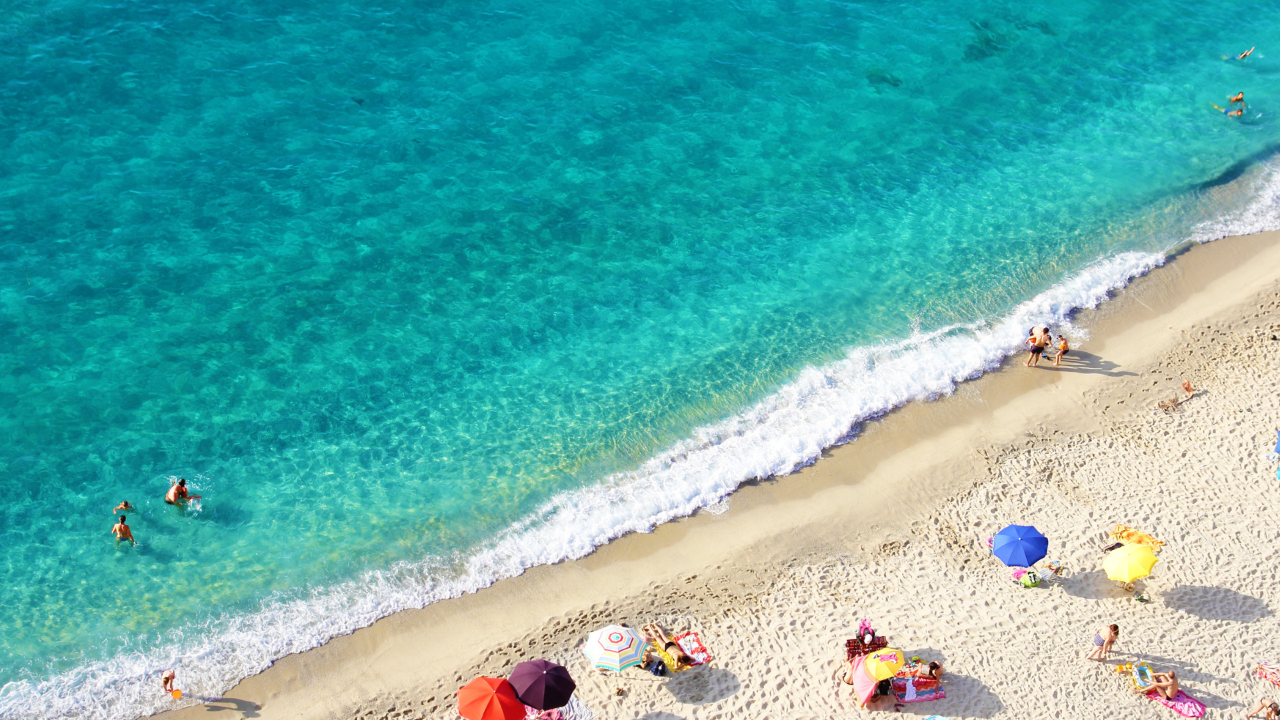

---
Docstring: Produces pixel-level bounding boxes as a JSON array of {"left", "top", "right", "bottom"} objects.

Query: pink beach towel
[
  {"left": 892, "top": 677, "right": 945, "bottom": 703},
  {"left": 1145, "top": 690, "right": 1205, "bottom": 718},
  {"left": 673, "top": 632, "right": 712, "bottom": 666}
]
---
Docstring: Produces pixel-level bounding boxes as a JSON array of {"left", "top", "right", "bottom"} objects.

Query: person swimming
[
  {"left": 1211, "top": 103, "right": 1244, "bottom": 117},
  {"left": 165, "top": 478, "right": 202, "bottom": 506},
  {"left": 1238, "top": 46, "right": 1255, "bottom": 60},
  {"left": 114, "top": 500, "right": 134, "bottom": 512}
]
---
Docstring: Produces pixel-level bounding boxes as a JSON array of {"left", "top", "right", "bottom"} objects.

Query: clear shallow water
[{"left": 3, "top": 0, "right": 1280, "bottom": 716}]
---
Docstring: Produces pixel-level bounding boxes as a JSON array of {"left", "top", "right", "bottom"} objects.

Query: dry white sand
[{"left": 158, "top": 232, "right": 1280, "bottom": 720}]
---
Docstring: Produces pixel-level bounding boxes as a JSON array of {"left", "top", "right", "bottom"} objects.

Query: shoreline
[{"left": 155, "top": 229, "right": 1280, "bottom": 720}]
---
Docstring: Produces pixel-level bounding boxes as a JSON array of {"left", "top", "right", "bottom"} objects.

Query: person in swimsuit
[
  {"left": 1246, "top": 696, "right": 1280, "bottom": 719},
  {"left": 1136, "top": 670, "right": 1179, "bottom": 700},
  {"left": 1025, "top": 327, "right": 1050, "bottom": 367},
  {"left": 165, "top": 478, "right": 201, "bottom": 506},
  {"left": 1230, "top": 92, "right": 1246, "bottom": 106},
  {"left": 1212, "top": 103, "right": 1245, "bottom": 117},
  {"left": 1238, "top": 46, "right": 1255, "bottom": 60},
  {"left": 112, "top": 515, "right": 136, "bottom": 546},
  {"left": 1085, "top": 624, "right": 1119, "bottom": 660},
  {"left": 162, "top": 669, "right": 177, "bottom": 694},
  {"left": 642, "top": 623, "right": 695, "bottom": 670},
  {"left": 919, "top": 661, "right": 944, "bottom": 680},
  {"left": 114, "top": 500, "right": 134, "bottom": 512},
  {"left": 1053, "top": 335, "right": 1069, "bottom": 366}
]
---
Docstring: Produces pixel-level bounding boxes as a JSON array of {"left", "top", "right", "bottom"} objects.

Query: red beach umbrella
[
  {"left": 457, "top": 677, "right": 525, "bottom": 720},
  {"left": 509, "top": 659, "right": 576, "bottom": 710}
]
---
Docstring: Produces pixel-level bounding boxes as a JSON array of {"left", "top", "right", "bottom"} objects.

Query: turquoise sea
[{"left": 3, "top": 0, "right": 1280, "bottom": 716}]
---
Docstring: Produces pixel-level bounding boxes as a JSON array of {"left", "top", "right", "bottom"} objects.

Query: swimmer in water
[
  {"left": 114, "top": 500, "right": 134, "bottom": 513},
  {"left": 112, "top": 515, "right": 136, "bottom": 545},
  {"left": 1230, "top": 92, "right": 1245, "bottom": 107},
  {"left": 162, "top": 669, "right": 176, "bottom": 694},
  {"left": 1211, "top": 103, "right": 1244, "bottom": 117},
  {"left": 1238, "top": 46, "right": 1255, "bottom": 60},
  {"left": 165, "top": 478, "right": 201, "bottom": 506}
]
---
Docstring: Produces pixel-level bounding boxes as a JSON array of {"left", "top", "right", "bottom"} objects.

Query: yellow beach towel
[{"left": 1109, "top": 524, "right": 1164, "bottom": 553}]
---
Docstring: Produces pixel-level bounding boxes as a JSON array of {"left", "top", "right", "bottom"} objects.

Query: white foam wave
[
  {"left": 8, "top": 159, "right": 1280, "bottom": 720},
  {"left": 1188, "top": 156, "right": 1280, "bottom": 244}
]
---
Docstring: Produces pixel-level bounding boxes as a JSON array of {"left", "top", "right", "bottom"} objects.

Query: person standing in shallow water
[
  {"left": 1024, "top": 327, "right": 1049, "bottom": 367},
  {"left": 112, "top": 515, "right": 136, "bottom": 546},
  {"left": 165, "top": 478, "right": 201, "bottom": 506}
]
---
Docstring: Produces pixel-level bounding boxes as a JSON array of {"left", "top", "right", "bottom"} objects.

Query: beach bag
[{"left": 1019, "top": 570, "right": 1040, "bottom": 588}]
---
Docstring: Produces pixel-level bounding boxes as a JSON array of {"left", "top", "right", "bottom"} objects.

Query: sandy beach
[{"left": 157, "top": 230, "right": 1280, "bottom": 720}]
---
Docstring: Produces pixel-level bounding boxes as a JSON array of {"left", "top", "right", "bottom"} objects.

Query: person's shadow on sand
[
  {"left": 1038, "top": 350, "right": 1137, "bottom": 377},
  {"left": 663, "top": 667, "right": 740, "bottom": 705},
  {"left": 200, "top": 697, "right": 262, "bottom": 718}
]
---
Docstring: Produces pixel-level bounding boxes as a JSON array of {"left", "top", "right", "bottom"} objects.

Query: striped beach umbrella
[{"left": 583, "top": 625, "right": 647, "bottom": 673}]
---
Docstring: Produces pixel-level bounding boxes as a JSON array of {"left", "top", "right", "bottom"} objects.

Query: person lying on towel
[{"left": 643, "top": 624, "right": 696, "bottom": 670}]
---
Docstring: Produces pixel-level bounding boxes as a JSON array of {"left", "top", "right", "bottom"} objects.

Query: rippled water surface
[{"left": 3, "top": 0, "right": 1280, "bottom": 716}]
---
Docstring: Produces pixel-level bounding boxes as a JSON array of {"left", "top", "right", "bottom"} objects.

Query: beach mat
[
  {"left": 892, "top": 677, "right": 945, "bottom": 703},
  {"left": 673, "top": 632, "right": 712, "bottom": 665},
  {"left": 1146, "top": 690, "right": 1205, "bottom": 718}
]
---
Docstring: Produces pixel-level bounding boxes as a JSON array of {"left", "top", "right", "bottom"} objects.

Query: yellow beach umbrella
[
  {"left": 863, "top": 648, "right": 905, "bottom": 681},
  {"left": 1104, "top": 544, "right": 1158, "bottom": 583}
]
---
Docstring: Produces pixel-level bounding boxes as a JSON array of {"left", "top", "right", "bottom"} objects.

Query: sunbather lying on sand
[
  {"left": 643, "top": 624, "right": 695, "bottom": 670},
  {"left": 1134, "top": 670, "right": 1179, "bottom": 700}
]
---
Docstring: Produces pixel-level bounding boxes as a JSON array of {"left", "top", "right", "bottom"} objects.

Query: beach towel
[
  {"left": 892, "top": 677, "right": 945, "bottom": 703},
  {"left": 1109, "top": 525, "right": 1165, "bottom": 552},
  {"left": 673, "top": 632, "right": 712, "bottom": 666},
  {"left": 652, "top": 643, "right": 690, "bottom": 674},
  {"left": 1256, "top": 662, "right": 1280, "bottom": 690},
  {"left": 556, "top": 696, "right": 593, "bottom": 720},
  {"left": 1146, "top": 690, "right": 1206, "bottom": 718}
]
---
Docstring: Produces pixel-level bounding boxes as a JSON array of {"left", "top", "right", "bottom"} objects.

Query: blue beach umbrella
[{"left": 992, "top": 524, "right": 1048, "bottom": 567}]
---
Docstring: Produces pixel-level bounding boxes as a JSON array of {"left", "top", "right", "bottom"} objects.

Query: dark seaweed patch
[{"left": 865, "top": 68, "right": 902, "bottom": 90}]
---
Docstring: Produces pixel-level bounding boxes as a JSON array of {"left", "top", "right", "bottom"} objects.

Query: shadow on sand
[
  {"left": 200, "top": 697, "right": 262, "bottom": 718},
  {"left": 1034, "top": 350, "right": 1138, "bottom": 377},
  {"left": 663, "top": 666, "right": 741, "bottom": 705},
  {"left": 1162, "top": 585, "right": 1273, "bottom": 622}
]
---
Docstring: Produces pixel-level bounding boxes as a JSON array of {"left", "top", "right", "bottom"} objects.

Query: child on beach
[
  {"left": 1086, "top": 624, "right": 1119, "bottom": 660},
  {"left": 1245, "top": 697, "right": 1280, "bottom": 719},
  {"left": 1054, "top": 335, "right": 1069, "bottom": 366}
]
